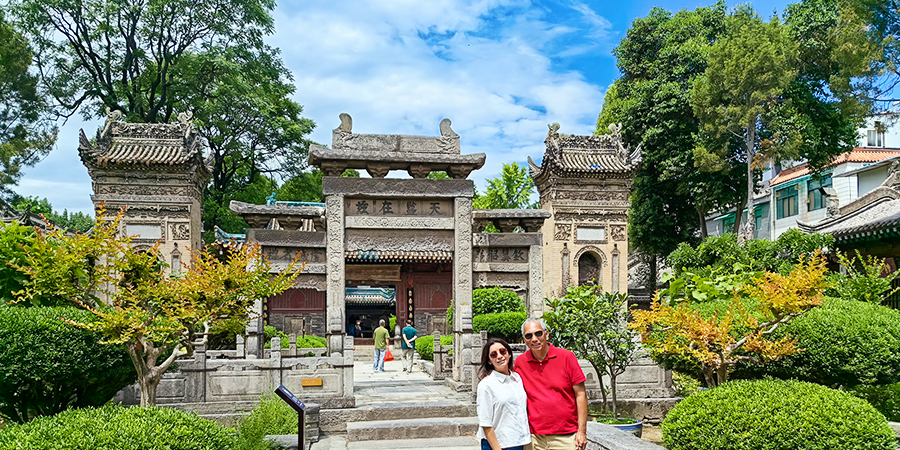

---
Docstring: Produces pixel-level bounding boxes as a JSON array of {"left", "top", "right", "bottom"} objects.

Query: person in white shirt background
[{"left": 476, "top": 338, "right": 533, "bottom": 450}]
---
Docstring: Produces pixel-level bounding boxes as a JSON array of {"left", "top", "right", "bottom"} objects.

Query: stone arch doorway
[{"left": 575, "top": 246, "right": 606, "bottom": 288}]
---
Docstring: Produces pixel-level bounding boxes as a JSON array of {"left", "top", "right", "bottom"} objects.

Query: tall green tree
[
  {"left": 9, "top": 194, "right": 93, "bottom": 232},
  {"left": 597, "top": 3, "right": 740, "bottom": 289},
  {"left": 473, "top": 162, "right": 537, "bottom": 209},
  {"left": 0, "top": 10, "right": 56, "bottom": 196},
  {"left": 836, "top": 0, "right": 900, "bottom": 114},
  {"left": 691, "top": 7, "right": 800, "bottom": 239}
]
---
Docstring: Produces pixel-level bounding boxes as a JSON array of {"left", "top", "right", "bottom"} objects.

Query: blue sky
[{"left": 17, "top": 0, "right": 792, "bottom": 214}]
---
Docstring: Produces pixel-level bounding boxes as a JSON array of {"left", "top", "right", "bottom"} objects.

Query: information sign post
[{"left": 274, "top": 385, "right": 306, "bottom": 450}]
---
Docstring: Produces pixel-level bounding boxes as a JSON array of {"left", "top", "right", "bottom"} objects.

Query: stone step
[
  {"left": 319, "top": 401, "right": 476, "bottom": 433},
  {"left": 347, "top": 436, "right": 479, "bottom": 449},
  {"left": 346, "top": 416, "right": 479, "bottom": 442},
  {"left": 162, "top": 400, "right": 259, "bottom": 414}
]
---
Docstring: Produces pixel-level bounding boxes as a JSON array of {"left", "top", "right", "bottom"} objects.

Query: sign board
[
  {"left": 274, "top": 385, "right": 306, "bottom": 412},
  {"left": 301, "top": 378, "right": 323, "bottom": 387}
]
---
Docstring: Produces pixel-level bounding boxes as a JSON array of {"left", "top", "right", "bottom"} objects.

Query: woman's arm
[{"left": 481, "top": 426, "right": 503, "bottom": 450}]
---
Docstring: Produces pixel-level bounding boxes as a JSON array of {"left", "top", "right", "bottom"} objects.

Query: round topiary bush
[
  {"left": 473, "top": 312, "right": 527, "bottom": 343},
  {"left": 738, "top": 298, "right": 900, "bottom": 387},
  {"left": 0, "top": 404, "right": 235, "bottom": 450},
  {"left": 662, "top": 379, "right": 895, "bottom": 450},
  {"left": 0, "top": 305, "right": 136, "bottom": 423}
]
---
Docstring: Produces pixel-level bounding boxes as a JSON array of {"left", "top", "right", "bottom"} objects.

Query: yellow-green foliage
[{"left": 234, "top": 393, "right": 298, "bottom": 450}]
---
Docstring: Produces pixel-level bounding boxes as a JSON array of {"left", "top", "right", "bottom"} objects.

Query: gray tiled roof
[
  {"left": 79, "top": 118, "right": 208, "bottom": 171},
  {"left": 799, "top": 198, "right": 900, "bottom": 241},
  {"left": 99, "top": 138, "right": 191, "bottom": 166}
]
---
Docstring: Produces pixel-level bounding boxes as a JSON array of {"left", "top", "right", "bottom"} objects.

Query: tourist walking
[
  {"left": 476, "top": 338, "right": 532, "bottom": 450},
  {"left": 515, "top": 318, "right": 587, "bottom": 450},
  {"left": 401, "top": 319, "right": 418, "bottom": 372},
  {"left": 373, "top": 319, "right": 390, "bottom": 372}
]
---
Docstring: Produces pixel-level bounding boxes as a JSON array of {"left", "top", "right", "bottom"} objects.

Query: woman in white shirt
[{"left": 476, "top": 338, "right": 532, "bottom": 450}]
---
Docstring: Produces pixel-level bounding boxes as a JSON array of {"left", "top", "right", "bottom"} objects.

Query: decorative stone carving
[
  {"left": 344, "top": 216, "right": 455, "bottom": 230},
  {"left": 554, "top": 212, "right": 627, "bottom": 223},
  {"left": 170, "top": 223, "right": 190, "bottom": 240},
  {"left": 824, "top": 187, "right": 840, "bottom": 218},
  {"left": 610, "top": 225, "right": 626, "bottom": 241},
  {"left": 345, "top": 229, "right": 453, "bottom": 252},
  {"left": 555, "top": 224, "right": 571, "bottom": 241}
]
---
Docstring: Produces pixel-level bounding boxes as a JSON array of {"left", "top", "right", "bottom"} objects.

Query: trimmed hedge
[
  {"left": 739, "top": 298, "right": 900, "bottom": 387},
  {"left": 0, "top": 305, "right": 136, "bottom": 423},
  {"left": 662, "top": 379, "right": 894, "bottom": 450},
  {"left": 415, "top": 335, "right": 453, "bottom": 361},
  {"left": 263, "top": 325, "right": 326, "bottom": 349},
  {"left": 0, "top": 404, "right": 235, "bottom": 450},
  {"left": 447, "top": 287, "right": 524, "bottom": 324},
  {"left": 473, "top": 312, "right": 527, "bottom": 343}
]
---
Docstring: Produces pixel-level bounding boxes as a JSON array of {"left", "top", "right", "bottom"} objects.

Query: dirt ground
[{"left": 642, "top": 424, "right": 664, "bottom": 445}]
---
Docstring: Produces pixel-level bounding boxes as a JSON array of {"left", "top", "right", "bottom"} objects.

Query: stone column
[
  {"left": 453, "top": 197, "right": 474, "bottom": 383},
  {"left": 528, "top": 241, "right": 544, "bottom": 317},
  {"left": 245, "top": 298, "right": 264, "bottom": 359},
  {"left": 325, "top": 194, "right": 346, "bottom": 354},
  {"left": 612, "top": 245, "right": 620, "bottom": 294},
  {"left": 561, "top": 243, "right": 570, "bottom": 296}
]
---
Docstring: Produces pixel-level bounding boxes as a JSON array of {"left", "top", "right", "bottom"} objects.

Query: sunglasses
[
  {"left": 489, "top": 348, "right": 508, "bottom": 359},
  {"left": 523, "top": 330, "right": 545, "bottom": 340}
]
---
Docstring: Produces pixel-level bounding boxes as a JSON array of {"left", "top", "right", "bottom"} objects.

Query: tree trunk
[
  {"left": 702, "top": 366, "right": 717, "bottom": 388},
  {"left": 139, "top": 376, "right": 160, "bottom": 407},
  {"left": 731, "top": 188, "right": 746, "bottom": 235},
  {"left": 592, "top": 362, "right": 608, "bottom": 413},
  {"left": 646, "top": 253, "right": 658, "bottom": 293},
  {"left": 698, "top": 208, "right": 709, "bottom": 238},
  {"left": 740, "top": 123, "right": 757, "bottom": 242},
  {"left": 609, "top": 373, "right": 619, "bottom": 419},
  {"left": 716, "top": 363, "right": 729, "bottom": 387}
]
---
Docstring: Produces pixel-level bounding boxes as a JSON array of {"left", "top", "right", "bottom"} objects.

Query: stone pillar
[
  {"left": 561, "top": 243, "right": 570, "bottom": 296},
  {"left": 453, "top": 197, "right": 474, "bottom": 383},
  {"left": 245, "top": 298, "right": 264, "bottom": 359},
  {"left": 471, "top": 330, "right": 486, "bottom": 396},
  {"left": 528, "top": 241, "right": 544, "bottom": 317},
  {"left": 325, "top": 194, "right": 346, "bottom": 354},
  {"left": 612, "top": 245, "right": 620, "bottom": 294},
  {"left": 271, "top": 337, "right": 283, "bottom": 388},
  {"left": 342, "top": 336, "right": 355, "bottom": 398},
  {"left": 433, "top": 330, "right": 443, "bottom": 377},
  {"left": 236, "top": 334, "right": 246, "bottom": 358}
]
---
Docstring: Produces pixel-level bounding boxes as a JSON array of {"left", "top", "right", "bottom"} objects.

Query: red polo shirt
[{"left": 515, "top": 344, "right": 586, "bottom": 435}]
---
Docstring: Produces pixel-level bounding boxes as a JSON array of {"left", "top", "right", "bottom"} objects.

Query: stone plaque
[
  {"left": 345, "top": 198, "right": 451, "bottom": 217},
  {"left": 474, "top": 247, "right": 528, "bottom": 263},
  {"left": 576, "top": 226, "right": 606, "bottom": 241},
  {"left": 345, "top": 264, "right": 401, "bottom": 282},
  {"left": 264, "top": 247, "right": 325, "bottom": 264},
  {"left": 126, "top": 223, "right": 162, "bottom": 240}
]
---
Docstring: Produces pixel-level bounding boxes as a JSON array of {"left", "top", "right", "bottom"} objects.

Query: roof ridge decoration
[
  {"left": 309, "top": 113, "right": 486, "bottom": 179},
  {"left": 79, "top": 108, "right": 209, "bottom": 173},
  {"left": 528, "top": 122, "right": 642, "bottom": 183}
]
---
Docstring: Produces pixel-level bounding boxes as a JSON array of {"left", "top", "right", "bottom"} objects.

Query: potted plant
[{"left": 545, "top": 285, "right": 642, "bottom": 436}]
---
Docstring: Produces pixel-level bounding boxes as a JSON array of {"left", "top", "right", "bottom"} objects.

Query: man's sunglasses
[
  {"left": 489, "top": 348, "right": 508, "bottom": 359},
  {"left": 523, "top": 330, "right": 545, "bottom": 340}
]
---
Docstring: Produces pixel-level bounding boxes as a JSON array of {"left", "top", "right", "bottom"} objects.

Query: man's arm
[{"left": 573, "top": 382, "right": 588, "bottom": 449}]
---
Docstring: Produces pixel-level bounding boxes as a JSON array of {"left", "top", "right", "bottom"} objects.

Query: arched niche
[{"left": 574, "top": 246, "right": 606, "bottom": 288}]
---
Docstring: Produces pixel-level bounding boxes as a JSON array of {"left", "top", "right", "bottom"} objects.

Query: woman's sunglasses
[
  {"left": 489, "top": 348, "right": 508, "bottom": 359},
  {"left": 523, "top": 330, "right": 545, "bottom": 340}
]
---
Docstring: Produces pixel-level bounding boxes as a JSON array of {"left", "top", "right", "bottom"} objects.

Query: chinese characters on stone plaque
[
  {"left": 263, "top": 247, "right": 325, "bottom": 263},
  {"left": 474, "top": 247, "right": 529, "bottom": 263},
  {"left": 345, "top": 198, "right": 451, "bottom": 217}
]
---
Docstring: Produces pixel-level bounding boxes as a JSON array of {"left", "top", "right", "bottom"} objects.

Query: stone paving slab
[
  {"left": 347, "top": 436, "right": 479, "bottom": 449},
  {"left": 352, "top": 361, "right": 472, "bottom": 406},
  {"left": 347, "top": 416, "right": 479, "bottom": 441}
]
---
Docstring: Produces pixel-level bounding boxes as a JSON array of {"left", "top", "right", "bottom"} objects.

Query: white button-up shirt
[{"left": 476, "top": 370, "right": 531, "bottom": 448}]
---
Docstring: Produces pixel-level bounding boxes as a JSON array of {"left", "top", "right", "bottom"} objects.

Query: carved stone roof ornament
[
  {"left": 308, "top": 113, "right": 486, "bottom": 179},
  {"left": 79, "top": 108, "right": 211, "bottom": 176},
  {"left": 528, "top": 122, "right": 642, "bottom": 186}
]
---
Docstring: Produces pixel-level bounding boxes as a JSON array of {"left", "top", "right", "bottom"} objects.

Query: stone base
[
  {"left": 443, "top": 378, "right": 470, "bottom": 392},
  {"left": 587, "top": 398, "right": 681, "bottom": 424}
]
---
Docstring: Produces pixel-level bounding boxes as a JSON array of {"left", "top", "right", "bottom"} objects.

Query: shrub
[
  {"left": 662, "top": 379, "right": 894, "bottom": 450},
  {"left": 0, "top": 305, "right": 136, "bottom": 423},
  {"left": 0, "top": 404, "right": 235, "bottom": 450},
  {"left": 448, "top": 287, "right": 524, "bottom": 324},
  {"left": 415, "top": 334, "right": 453, "bottom": 361},
  {"left": 825, "top": 251, "right": 899, "bottom": 303},
  {"left": 234, "top": 393, "right": 297, "bottom": 450},
  {"left": 850, "top": 383, "right": 900, "bottom": 422},
  {"left": 0, "top": 222, "right": 36, "bottom": 305},
  {"left": 473, "top": 312, "right": 527, "bottom": 343},
  {"left": 739, "top": 298, "right": 900, "bottom": 387},
  {"left": 263, "top": 325, "right": 326, "bottom": 349}
]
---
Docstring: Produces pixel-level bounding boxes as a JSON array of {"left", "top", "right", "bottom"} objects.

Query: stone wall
[{"left": 117, "top": 336, "right": 356, "bottom": 409}]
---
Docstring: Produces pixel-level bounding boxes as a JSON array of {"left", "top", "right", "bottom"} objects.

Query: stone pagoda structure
[
  {"left": 79, "top": 110, "right": 210, "bottom": 276},
  {"left": 529, "top": 123, "right": 642, "bottom": 296}
]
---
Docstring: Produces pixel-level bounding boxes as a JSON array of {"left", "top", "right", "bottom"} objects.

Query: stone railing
[
  {"left": 117, "top": 336, "right": 356, "bottom": 409},
  {"left": 431, "top": 330, "right": 454, "bottom": 380}
]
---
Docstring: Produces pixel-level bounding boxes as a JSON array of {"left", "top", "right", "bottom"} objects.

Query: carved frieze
[
  {"left": 610, "top": 225, "right": 626, "bottom": 241},
  {"left": 345, "top": 229, "right": 453, "bottom": 252},
  {"left": 473, "top": 272, "right": 528, "bottom": 291},
  {"left": 263, "top": 247, "right": 326, "bottom": 264},
  {"left": 555, "top": 224, "right": 571, "bottom": 241},
  {"left": 550, "top": 189, "right": 629, "bottom": 202},
  {"left": 170, "top": 223, "right": 190, "bottom": 240},
  {"left": 345, "top": 216, "right": 454, "bottom": 230},
  {"left": 96, "top": 184, "right": 197, "bottom": 198},
  {"left": 553, "top": 211, "right": 627, "bottom": 223}
]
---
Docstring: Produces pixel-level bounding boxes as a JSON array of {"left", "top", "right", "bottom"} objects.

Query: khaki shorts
[{"left": 531, "top": 433, "right": 575, "bottom": 450}]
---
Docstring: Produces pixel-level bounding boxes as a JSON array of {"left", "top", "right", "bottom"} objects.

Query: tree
[
  {"left": 544, "top": 285, "right": 637, "bottom": 419},
  {"left": 9, "top": 194, "right": 93, "bottom": 232},
  {"left": 473, "top": 162, "right": 537, "bottom": 209},
  {"left": 0, "top": 10, "right": 56, "bottom": 196},
  {"left": 630, "top": 253, "right": 829, "bottom": 387},
  {"left": 14, "top": 209, "right": 302, "bottom": 406},
  {"left": 596, "top": 3, "right": 743, "bottom": 290},
  {"left": 837, "top": 0, "right": 900, "bottom": 114},
  {"left": 691, "top": 7, "right": 800, "bottom": 239}
]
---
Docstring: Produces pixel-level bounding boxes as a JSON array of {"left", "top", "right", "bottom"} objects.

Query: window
[
  {"left": 776, "top": 185, "right": 798, "bottom": 219},
  {"left": 867, "top": 122, "right": 885, "bottom": 147},
  {"left": 807, "top": 176, "right": 833, "bottom": 211},
  {"left": 722, "top": 215, "right": 735, "bottom": 233},
  {"left": 754, "top": 205, "right": 766, "bottom": 231}
]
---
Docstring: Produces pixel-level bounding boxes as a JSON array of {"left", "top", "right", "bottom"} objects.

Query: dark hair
[{"left": 478, "top": 338, "right": 514, "bottom": 380}]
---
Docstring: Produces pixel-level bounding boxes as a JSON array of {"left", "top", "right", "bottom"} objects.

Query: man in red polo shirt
[{"left": 515, "top": 318, "right": 587, "bottom": 450}]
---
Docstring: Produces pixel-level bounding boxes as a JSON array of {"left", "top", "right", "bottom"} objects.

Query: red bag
[{"left": 384, "top": 348, "right": 394, "bottom": 361}]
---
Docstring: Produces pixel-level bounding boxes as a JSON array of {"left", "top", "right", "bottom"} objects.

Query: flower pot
[{"left": 596, "top": 418, "right": 643, "bottom": 438}]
